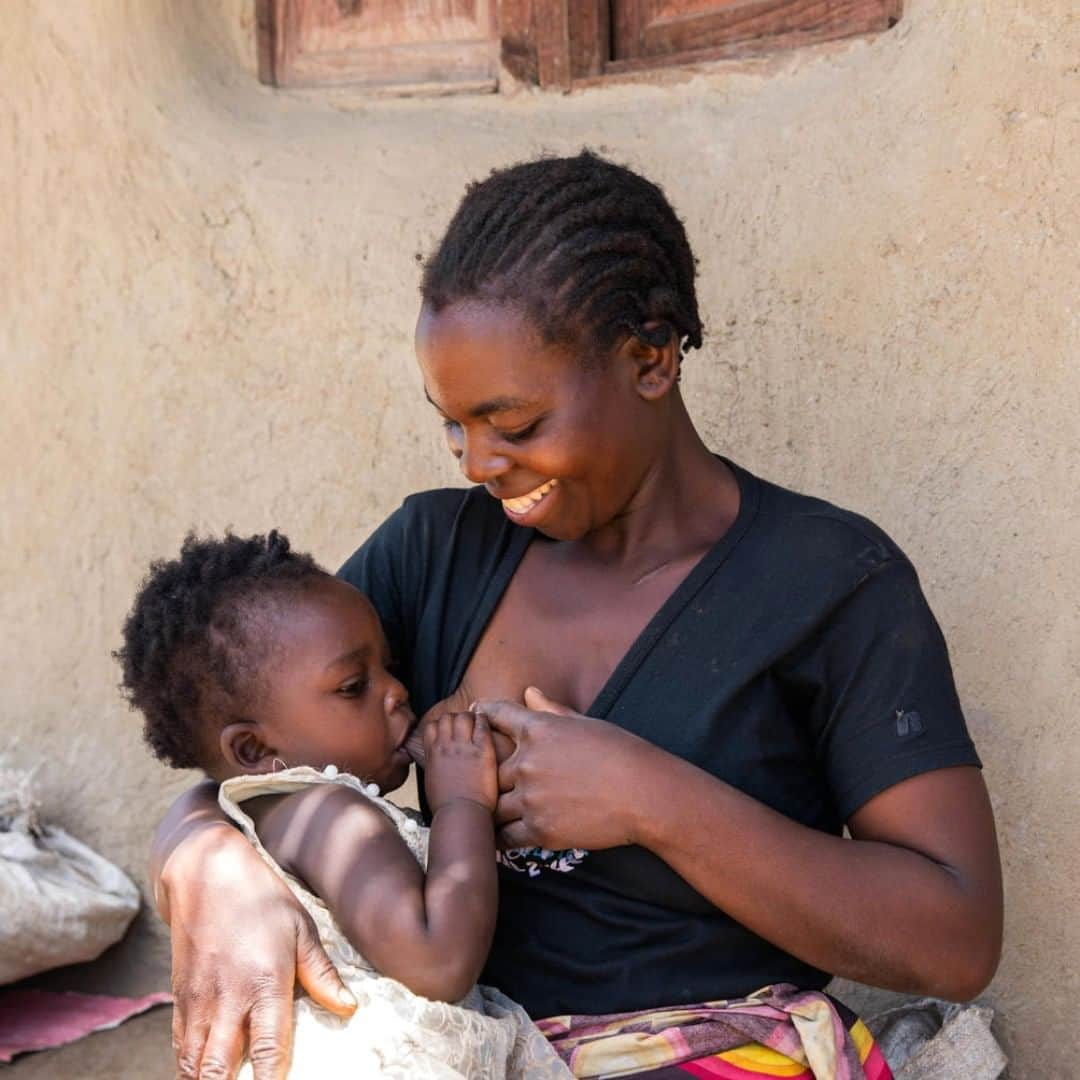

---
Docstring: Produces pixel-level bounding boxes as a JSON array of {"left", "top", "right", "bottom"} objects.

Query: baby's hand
[{"left": 423, "top": 711, "right": 498, "bottom": 814}]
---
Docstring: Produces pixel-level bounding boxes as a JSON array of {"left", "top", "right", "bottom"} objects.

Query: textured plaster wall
[{"left": 2, "top": 1, "right": 1077, "bottom": 1073}]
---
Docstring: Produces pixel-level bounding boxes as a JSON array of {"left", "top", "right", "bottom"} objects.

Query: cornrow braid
[
  {"left": 115, "top": 531, "right": 329, "bottom": 771},
  {"left": 421, "top": 151, "right": 703, "bottom": 361}
]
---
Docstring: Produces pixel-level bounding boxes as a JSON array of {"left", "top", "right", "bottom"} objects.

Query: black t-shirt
[{"left": 338, "top": 461, "right": 980, "bottom": 1019}]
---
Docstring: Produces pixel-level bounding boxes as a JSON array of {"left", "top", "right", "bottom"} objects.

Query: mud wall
[{"left": 2, "top": 2, "right": 1077, "bottom": 1072}]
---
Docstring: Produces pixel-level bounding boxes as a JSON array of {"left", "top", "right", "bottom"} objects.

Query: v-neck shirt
[{"left": 338, "top": 461, "right": 979, "bottom": 1018}]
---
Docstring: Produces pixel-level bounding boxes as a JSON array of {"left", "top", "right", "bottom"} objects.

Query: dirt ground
[{"left": 8, "top": 1007, "right": 173, "bottom": 1080}]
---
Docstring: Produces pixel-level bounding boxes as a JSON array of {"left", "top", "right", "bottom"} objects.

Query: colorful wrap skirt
[{"left": 537, "top": 985, "right": 893, "bottom": 1080}]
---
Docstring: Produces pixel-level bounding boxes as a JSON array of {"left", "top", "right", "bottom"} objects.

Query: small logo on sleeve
[{"left": 895, "top": 709, "right": 925, "bottom": 738}]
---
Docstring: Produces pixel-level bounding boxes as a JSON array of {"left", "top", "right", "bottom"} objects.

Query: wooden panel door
[
  {"left": 258, "top": 0, "right": 498, "bottom": 90},
  {"left": 611, "top": 0, "right": 901, "bottom": 69}
]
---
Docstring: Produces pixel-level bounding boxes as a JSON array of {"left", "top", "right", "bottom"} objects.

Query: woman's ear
[
  {"left": 617, "top": 321, "right": 681, "bottom": 401},
  {"left": 220, "top": 722, "right": 279, "bottom": 774}
]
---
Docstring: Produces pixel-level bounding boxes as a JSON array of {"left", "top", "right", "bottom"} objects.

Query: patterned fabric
[
  {"left": 497, "top": 845, "right": 590, "bottom": 877},
  {"left": 537, "top": 985, "right": 892, "bottom": 1080},
  {"left": 219, "top": 768, "right": 572, "bottom": 1080}
]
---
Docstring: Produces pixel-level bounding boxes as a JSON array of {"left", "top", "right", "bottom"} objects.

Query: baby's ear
[{"left": 220, "top": 722, "right": 278, "bottom": 774}]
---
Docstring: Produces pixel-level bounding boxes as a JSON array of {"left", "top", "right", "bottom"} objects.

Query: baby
[{"left": 117, "top": 530, "right": 569, "bottom": 1079}]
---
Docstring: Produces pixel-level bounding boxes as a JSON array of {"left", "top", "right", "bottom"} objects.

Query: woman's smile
[{"left": 500, "top": 478, "right": 559, "bottom": 520}]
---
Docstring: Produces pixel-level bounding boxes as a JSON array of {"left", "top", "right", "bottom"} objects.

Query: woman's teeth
[{"left": 502, "top": 479, "right": 558, "bottom": 515}]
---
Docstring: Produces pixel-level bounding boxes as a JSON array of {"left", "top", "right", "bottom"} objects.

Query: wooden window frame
[
  {"left": 501, "top": 0, "right": 903, "bottom": 91},
  {"left": 256, "top": 1, "right": 500, "bottom": 93},
  {"left": 257, "top": 1, "right": 902, "bottom": 93}
]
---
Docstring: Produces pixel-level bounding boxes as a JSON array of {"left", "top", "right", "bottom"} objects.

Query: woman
[{"left": 152, "top": 152, "right": 1002, "bottom": 1079}]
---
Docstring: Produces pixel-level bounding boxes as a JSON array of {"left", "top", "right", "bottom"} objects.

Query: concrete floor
[{"left": 8, "top": 1007, "right": 173, "bottom": 1080}]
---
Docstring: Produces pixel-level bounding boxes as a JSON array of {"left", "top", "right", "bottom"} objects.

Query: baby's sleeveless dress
[{"left": 219, "top": 767, "right": 571, "bottom": 1080}]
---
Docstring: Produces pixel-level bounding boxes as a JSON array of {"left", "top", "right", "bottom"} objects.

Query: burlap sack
[
  {"left": 0, "top": 765, "right": 140, "bottom": 985},
  {"left": 868, "top": 998, "right": 1007, "bottom": 1080}
]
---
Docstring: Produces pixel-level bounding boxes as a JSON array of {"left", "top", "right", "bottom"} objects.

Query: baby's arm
[{"left": 248, "top": 712, "right": 498, "bottom": 1004}]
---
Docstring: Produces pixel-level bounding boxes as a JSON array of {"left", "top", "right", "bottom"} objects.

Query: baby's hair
[
  {"left": 420, "top": 150, "right": 703, "bottom": 361},
  {"left": 115, "top": 530, "right": 330, "bottom": 771}
]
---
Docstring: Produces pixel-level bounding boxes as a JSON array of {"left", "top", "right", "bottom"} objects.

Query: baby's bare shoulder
[{"left": 249, "top": 783, "right": 399, "bottom": 875}]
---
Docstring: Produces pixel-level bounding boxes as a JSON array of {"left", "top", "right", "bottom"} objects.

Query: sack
[
  {"left": 868, "top": 998, "right": 1007, "bottom": 1080},
  {"left": 0, "top": 765, "right": 141, "bottom": 985}
]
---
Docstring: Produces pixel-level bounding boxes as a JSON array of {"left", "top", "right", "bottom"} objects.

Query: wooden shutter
[
  {"left": 610, "top": 0, "right": 901, "bottom": 72},
  {"left": 497, "top": 1, "right": 610, "bottom": 88},
  {"left": 257, "top": 0, "right": 499, "bottom": 91}
]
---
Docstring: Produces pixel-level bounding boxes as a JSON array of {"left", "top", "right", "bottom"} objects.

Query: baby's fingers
[
  {"left": 451, "top": 710, "right": 476, "bottom": 742},
  {"left": 427, "top": 711, "right": 454, "bottom": 747},
  {"left": 422, "top": 713, "right": 439, "bottom": 753},
  {"left": 471, "top": 709, "right": 492, "bottom": 747}
]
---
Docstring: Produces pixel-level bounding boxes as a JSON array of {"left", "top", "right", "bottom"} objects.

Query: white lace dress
[{"left": 219, "top": 767, "right": 571, "bottom": 1080}]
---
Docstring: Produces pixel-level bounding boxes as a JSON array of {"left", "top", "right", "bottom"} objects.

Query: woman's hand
[
  {"left": 476, "top": 687, "right": 658, "bottom": 851},
  {"left": 162, "top": 821, "right": 356, "bottom": 1080}
]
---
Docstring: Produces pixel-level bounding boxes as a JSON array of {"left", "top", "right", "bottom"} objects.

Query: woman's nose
[{"left": 457, "top": 432, "right": 510, "bottom": 485}]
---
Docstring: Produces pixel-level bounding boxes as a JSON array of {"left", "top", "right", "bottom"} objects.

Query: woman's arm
[
  {"left": 631, "top": 755, "right": 1000, "bottom": 1000},
  {"left": 151, "top": 782, "right": 355, "bottom": 1080},
  {"left": 250, "top": 711, "right": 499, "bottom": 1003},
  {"left": 150, "top": 780, "right": 231, "bottom": 921},
  {"left": 483, "top": 689, "right": 1003, "bottom": 1002}
]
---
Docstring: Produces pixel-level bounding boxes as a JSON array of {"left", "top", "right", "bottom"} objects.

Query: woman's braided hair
[
  {"left": 115, "top": 531, "right": 328, "bottom": 771},
  {"left": 421, "top": 150, "right": 703, "bottom": 360}
]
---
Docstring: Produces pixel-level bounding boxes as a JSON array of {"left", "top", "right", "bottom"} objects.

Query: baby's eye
[
  {"left": 441, "top": 418, "right": 461, "bottom": 434},
  {"left": 337, "top": 676, "right": 369, "bottom": 698}
]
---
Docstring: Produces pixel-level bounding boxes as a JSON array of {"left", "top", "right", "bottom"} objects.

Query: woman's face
[{"left": 415, "top": 300, "right": 667, "bottom": 541}]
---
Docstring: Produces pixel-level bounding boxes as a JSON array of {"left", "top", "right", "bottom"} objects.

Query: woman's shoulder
[
  {"left": 739, "top": 463, "right": 907, "bottom": 564},
  {"left": 366, "top": 485, "right": 507, "bottom": 543},
  {"left": 729, "top": 463, "right": 917, "bottom": 607},
  {"left": 337, "top": 486, "right": 521, "bottom": 625},
  {"left": 339, "top": 486, "right": 503, "bottom": 572},
  {"left": 395, "top": 485, "right": 505, "bottom": 529}
]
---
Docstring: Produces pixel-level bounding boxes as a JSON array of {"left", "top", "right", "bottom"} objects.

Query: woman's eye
[
  {"left": 338, "top": 677, "right": 369, "bottom": 698},
  {"left": 441, "top": 419, "right": 461, "bottom": 435},
  {"left": 499, "top": 419, "right": 541, "bottom": 444}
]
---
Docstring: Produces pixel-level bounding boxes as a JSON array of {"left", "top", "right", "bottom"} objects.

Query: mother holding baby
[{"left": 153, "top": 153, "right": 1002, "bottom": 1079}]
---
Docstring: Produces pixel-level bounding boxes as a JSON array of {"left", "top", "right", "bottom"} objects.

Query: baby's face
[{"left": 255, "top": 579, "right": 416, "bottom": 793}]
